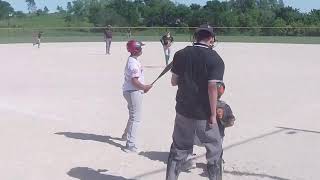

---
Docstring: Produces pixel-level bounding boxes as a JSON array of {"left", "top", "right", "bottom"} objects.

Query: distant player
[
  {"left": 127, "top": 28, "right": 132, "bottom": 39},
  {"left": 160, "top": 32, "right": 174, "bottom": 65},
  {"left": 33, "top": 31, "right": 43, "bottom": 48},
  {"left": 104, "top": 25, "right": 112, "bottom": 55}
]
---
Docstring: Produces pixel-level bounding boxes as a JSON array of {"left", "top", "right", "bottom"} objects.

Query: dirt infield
[{"left": 0, "top": 42, "right": 319, "bottom": 180}]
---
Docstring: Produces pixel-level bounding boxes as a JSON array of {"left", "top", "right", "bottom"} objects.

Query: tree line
[{"left": 1, "top": 0, "right": 320, "bottom": 36}]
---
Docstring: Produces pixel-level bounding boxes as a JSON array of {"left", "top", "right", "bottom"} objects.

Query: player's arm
[
  {"left": 132, "top": 78, "right": 152, "bottom": 92},
  {"left": 128, "top": 62, "right": 152, "bottom": 93}
]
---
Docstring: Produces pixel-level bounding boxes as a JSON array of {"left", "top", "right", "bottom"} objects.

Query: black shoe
[
  {"left": 122, "top": 145, "right": 139, "bottom": 153},
  {"left": 207, "top": 163, "right": 221, "bottom": 180}
]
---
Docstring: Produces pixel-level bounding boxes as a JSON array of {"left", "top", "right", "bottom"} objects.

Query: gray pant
[
  {"left": 106, "top": 38, "right": 112, "bottom": 54},
  {"left": 123, "top": 90, "right": 143, "bottom": 148},
  {"left": 163, "top": 46, "right": 171, "bottom": 65},
  {"left": 166, "top": 113, "right": 222, "bottom": 180}
]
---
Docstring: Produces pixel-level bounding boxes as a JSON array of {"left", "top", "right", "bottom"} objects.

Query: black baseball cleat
[{"left": 207, "top": 163, "right": 222, "bottom": 180}]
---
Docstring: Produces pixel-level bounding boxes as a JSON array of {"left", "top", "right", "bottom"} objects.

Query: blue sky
[{"left": 5, "top": 0, "right": 320, "bottom": 13}]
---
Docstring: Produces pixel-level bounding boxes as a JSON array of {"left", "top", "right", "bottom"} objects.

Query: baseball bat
[{"left": 151, "top": 61, "right": 174, "bottom": 85}]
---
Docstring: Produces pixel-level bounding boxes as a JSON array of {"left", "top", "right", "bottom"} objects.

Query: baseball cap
[{"left": 195, "top": 24, "right": 215, "bottom": 37}]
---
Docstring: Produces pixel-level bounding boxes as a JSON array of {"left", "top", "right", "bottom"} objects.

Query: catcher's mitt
[{"left": 217, "top": 100, "right": 235, "bottom": 128}]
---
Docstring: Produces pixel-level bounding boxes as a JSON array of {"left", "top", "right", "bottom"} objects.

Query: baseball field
[{"left": 0, "top": 42, "right": 319, "bottom": 180}]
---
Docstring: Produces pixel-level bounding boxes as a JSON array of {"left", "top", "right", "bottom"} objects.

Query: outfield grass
[
  {"left": 219, "top": 36, "right": 320, "bottom": 44},
  {"left": 1, "top": 34, "right": 320, "bottom": 44},
  {"left": 1, "top": 14, "right": 320, "bottom": 44},
  {"left": 1, "top": 28, "right": 320, "bottom": 44}
]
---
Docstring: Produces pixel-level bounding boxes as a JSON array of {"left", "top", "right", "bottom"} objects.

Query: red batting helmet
[{"left": 127, "top": 40, "right": 145, "bottom": 54}]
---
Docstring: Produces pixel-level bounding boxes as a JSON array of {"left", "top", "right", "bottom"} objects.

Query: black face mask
[{"left": 210, "top": 36, "right": 218, "bottom": 49}]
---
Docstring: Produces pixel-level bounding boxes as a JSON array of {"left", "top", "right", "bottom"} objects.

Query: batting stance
[
  {"left": 166, "top": 25, "right": 225, "bottom": 180},
  {"left": 160, "top": 32, "right": 174, "bottom": 65},
  {"left": 121, "top": 40, "right": 153, "bottom": 153}
]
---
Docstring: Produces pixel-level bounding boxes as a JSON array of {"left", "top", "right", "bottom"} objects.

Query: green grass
[
  {"left": 1, "top": 23, "right": 320, "bottom": 44},
  {"left": 1, "top": 14, "right": 320, "bottom": 44},
  {"left": 1, "top": 32, "right": 320, "bottom": 44},
  {"left": 218, "top": 36, "right": 320, "bottom": 44}
]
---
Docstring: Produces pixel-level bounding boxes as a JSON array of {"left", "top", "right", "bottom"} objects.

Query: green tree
[
  {"left": 275, "top": 7, "right": 302, "bottom": 25},
  {"left": 36, "top": 9, "right": 43, "bottom": 16},
  {"left": 43, "top": 6, "right": 49, "bottom": 14},
  {"left": 174, "top": 4, "right": 191, "bottom": 26},
  {"left": 306, "top": 9, "right": 320, "bottom": 25},
  {"left": 40, "top": 0, "right": 320, "bottom": 36},
  {"left": 190, "top": 3, "right": 201, "bottom": 11},
  {"left": 109, "top": 0, "right": 140, "bottom": 26},
  {"left": 14, "top": 11, "right": 26, "bottom": 18},
  {"left": 142, "top": 0, "right": 177, "bottom": 26},
  {"left": 278, "top": 0, "right": 284, "bottom": 8},
  {"left": 25, "top": 0, "right": 36, "bottom": 13},
  {"left": 0, "top": 0, "right": 14, "bottom": 20},
  {"left": 272, "top": 18, "right": 287, "bottom": 35},
  {"left": 57, "top": 5, "right": 66, "bottom": 14},
  {"left": 67, "top": 2, "right": 72, "bottom": 13}
]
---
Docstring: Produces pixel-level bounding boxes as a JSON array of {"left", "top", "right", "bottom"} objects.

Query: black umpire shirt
[{"left": 171, "top": 43, "right": 225, "bottom": 120}]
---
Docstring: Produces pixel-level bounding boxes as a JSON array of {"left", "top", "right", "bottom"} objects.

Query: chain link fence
[{"left": 1, "top": 26, "right": 320, "bottom": 44}]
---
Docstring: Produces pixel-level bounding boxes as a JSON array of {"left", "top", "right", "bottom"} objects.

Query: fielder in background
[
  {"left": 166, "top": 24, "right": 225, "bottom": 180},
  {"left": 33, "top": 31, "right": 43, "bottom": 48},
  {"left": 104, "top": 25, "right": 112, "bottom": 55},
  {"left": 121, "top": 40, "right": 153, "bottom": 153},
  {"left": 160, "top": 31, "right": 174, "bottom": 65}
]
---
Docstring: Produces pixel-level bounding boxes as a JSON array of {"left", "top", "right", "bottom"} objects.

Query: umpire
[{"left": 166, "top": 24, "right": 225, "bottom": 180}]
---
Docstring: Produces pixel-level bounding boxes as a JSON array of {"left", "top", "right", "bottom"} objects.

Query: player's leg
[
  {"left": 166, "top": 113, "right": 195, "bottom": 180},
  {"left": 163, "top": 46, "right": 169, "bottom": 65},
  {"left": 109, "top": 40, "right": 112, "bottom": 54},
  {"left": 108, "top": 40, "right": 111, "bottom": 54},
  {"left": 121, "top": 103, "right": 131, "bottom": 141},
  {"left": 33, "top": 37, "right": 36, "bottom": 46},
  {"left": 38, "top": 38, "right": 41, "bottom": 48},
  {"left": 122, "top": 91, "right": 143, "bottom": 152},
  {"left": 107, "top": 38, "right": 112, "bottom": 54},
  {"left": 166, "top": 45, "right": 172, "bottom": 65},
  {"left": 196, "top": 121, "right": 223, "bottom": 180},
  {"left": 105, "top": 40, "right": 108, "bottom": 54}
]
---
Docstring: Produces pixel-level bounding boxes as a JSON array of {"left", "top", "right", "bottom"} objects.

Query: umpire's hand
[{"left": 208, "top": 114, "right": 218, "bottom": 128}]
